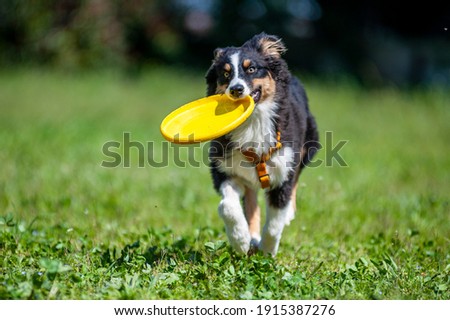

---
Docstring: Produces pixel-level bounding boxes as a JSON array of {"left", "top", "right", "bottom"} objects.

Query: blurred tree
[
  {"left": 0, "top": 0, "right": 448, "bottom": 85},
  {"left": 0, "top": 0, "right": 126, "bottom": 68}
]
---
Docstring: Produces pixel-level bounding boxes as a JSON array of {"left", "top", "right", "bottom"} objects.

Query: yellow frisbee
[{"left": 160, "top": 94, "right": 255, "bottom": 144}]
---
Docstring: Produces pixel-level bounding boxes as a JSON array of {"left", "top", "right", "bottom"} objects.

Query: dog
[{"left": 206, "top": 33, "right": 319, "bottom": 256}]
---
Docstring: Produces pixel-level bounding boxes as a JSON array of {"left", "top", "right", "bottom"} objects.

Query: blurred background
[
  {"left": 1, "top": 2, "right": 449, "bottom": 301},
  {"left": 1, "top": 0, "right": 449, "bottom": 86}
]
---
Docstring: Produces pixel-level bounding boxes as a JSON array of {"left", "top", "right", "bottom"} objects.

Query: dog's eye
[
  {"left": 247, "top": 66, "right": 256, "bottom": 74},
  {"left": 223, "top": 71, "right": 230, "bottom": 79}
]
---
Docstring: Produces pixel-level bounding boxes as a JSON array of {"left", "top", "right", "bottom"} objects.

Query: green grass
[{"left": 0, "top": 68, "right": 449, "bottom": 299}]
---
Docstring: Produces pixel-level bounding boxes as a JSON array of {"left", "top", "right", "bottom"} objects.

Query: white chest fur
[
  {"left": 216, "top": 100, "right": 294, "bottom": 189},
  {"left": 218, "top": 147, "right": 294, "bottom": 189},
  {"left": 229, "top": 100, "right": 278, "bottom": 156}
]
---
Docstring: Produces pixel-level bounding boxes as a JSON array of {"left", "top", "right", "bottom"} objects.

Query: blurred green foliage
[
  {"left": 0, "top": 0, "right": 202, "bottom": 69},
  {"left": 1, "top": 0, "right": 449, "bottom": 85}
]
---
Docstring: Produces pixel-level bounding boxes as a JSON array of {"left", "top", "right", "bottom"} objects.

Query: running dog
[{"left": 206, "top": 33, "right": 319, "bottom": 256}]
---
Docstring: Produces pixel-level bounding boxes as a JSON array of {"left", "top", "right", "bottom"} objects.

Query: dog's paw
[
  {"left": 247, "top": 238, "right": 260, "bottom": 256},
  {"left": 258, "top": 236, "right": 280, "bottom": 257},
  {"left": 230, "top": 239, "right": 250, "bottom": 255}
]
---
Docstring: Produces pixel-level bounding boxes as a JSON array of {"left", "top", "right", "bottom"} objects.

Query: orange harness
[{"left": 240, "top": 131, "right": 282, "bottom": 189}]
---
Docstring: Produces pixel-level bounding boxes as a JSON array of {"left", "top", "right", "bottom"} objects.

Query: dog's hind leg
[
  {"left": 218, "top": 180, "right": 251, "bottom": 254},
  {"left": 244, "top": 187, "right": 261, "bottom": 250},
  {"left": 287, "top": 182, "right": 298, "bottom": 224}
]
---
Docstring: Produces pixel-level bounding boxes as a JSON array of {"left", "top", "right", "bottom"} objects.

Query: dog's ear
[
  {"left": 246, "top": 33, "right": 287, "bottom": 58},
  {"left": 260, "top": 35, "right": 286, "bottom": 58},
  {"left": 205, "top": 64, "right": 217, "bottom": 96},
  {"left": 213, "top": 48, "right": 224, "bottom": 61},
  {"left": 205, "top": 47, "right": 223, "bottom": 96},
  {"left": 206, "top": 47, "right": 224, "bottom": 81}
]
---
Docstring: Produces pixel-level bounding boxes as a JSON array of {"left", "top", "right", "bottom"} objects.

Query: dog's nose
[{"left": 229, "top": 84, "right": 244, "bottom": 98}]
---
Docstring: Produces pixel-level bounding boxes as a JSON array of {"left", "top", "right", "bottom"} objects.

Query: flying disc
[{"left": 160, "top": 94, "right": 255, "bottom": 144}]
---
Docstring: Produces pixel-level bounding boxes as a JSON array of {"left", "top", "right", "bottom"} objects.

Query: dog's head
[{"left": 206, "top": 33, "right": 288, "bottom": 104}]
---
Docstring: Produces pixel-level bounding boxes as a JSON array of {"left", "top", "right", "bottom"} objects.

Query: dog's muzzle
[{"left": 229, "top": 84, "right": 245, "bottom": 99}]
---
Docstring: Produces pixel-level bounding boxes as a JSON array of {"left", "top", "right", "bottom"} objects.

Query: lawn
[{"left": 0, "top": 68, "right": 449, "bottom": 299}]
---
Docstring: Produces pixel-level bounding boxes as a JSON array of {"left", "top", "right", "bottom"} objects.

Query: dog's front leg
[{"left": 218, "top": 180, "right": 251, "bottom": 254}]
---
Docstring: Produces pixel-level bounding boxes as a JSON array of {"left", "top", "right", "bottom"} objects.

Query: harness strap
[{"left": 240, "top": 131, "right": 282, "bottom": 189}]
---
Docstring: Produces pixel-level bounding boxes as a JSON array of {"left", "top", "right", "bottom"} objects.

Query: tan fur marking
[
  {"left": 243, "top": 59, "right": 251, "bottom": 69},
  {"left": 224, "top": 63, "right": 231, "bottom": 72},
  {"left": 216, "top": 84, "right": 227, "bottom": 94},
  {"left": 244, "top": 187, "right": 260, "bottom": 238},
  {"left": 252, "top": 73, "right": 276, "bottom": 102},
  {"left": 300, "top": 147, "right": 306, "bottom": 164},
  {"left": 291, "top": 183, "right": 298, "bottom": 212}
]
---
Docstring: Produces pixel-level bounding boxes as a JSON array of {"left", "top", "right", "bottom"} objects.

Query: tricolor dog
[{"left": 206, "top": 33, "right": 319, "bottom": 256}]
